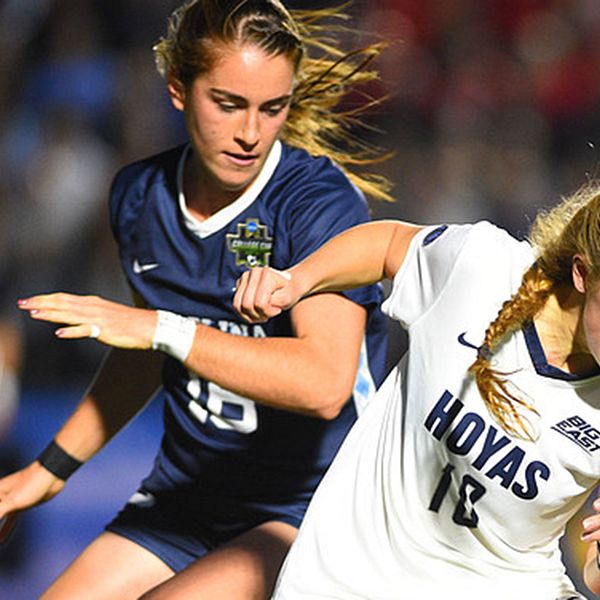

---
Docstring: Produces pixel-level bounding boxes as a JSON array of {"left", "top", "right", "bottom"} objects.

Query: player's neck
[
  {"left": 534, "top": 285, "right": 595, "bottom": 376},
  {"left": 182, "top": 157, "right": 243, "bottom": 222}
]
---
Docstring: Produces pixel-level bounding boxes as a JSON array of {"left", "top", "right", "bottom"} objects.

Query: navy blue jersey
[{"left": 110, "top": 141, "right": 388, "bottom": 501}]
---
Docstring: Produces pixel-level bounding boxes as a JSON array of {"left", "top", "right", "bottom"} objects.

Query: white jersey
[{"left": 272, "top": 222, "right": 600, "bottom": 600}]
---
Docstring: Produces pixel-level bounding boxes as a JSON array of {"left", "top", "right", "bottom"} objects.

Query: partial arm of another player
[
  {"left": 0, "top": 348, "right": 163, "bottom": 521},
  {"left": 16, "top": 222, "right": 419, "bottom": 419},
  {"left": 18, "top": 290, "right": 367, "bottom": 419},
  {"left": 234, "top": 220, "right": 423, "bottom": 322},
  {"left": 581, "top": 496, "right": 600, "bottom": 594}
]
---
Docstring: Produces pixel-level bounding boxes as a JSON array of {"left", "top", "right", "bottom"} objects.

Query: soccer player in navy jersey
[{"left": 2, "top": 1, "right": 392, "bottom": 598}]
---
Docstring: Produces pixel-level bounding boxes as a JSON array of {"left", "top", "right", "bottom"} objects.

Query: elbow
[
  {"left": 311, "top": 403, "right": 343, "bottom": 421},
  {"left": 302, "top": 378, "right": 355, "bottom": 421}
]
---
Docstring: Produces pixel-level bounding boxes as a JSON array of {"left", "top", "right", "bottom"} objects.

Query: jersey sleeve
[
  {"left": 282, "top": 157, "right": 381, "bottom": 308},
  {"left": 382, "top": 221, "right": 529, "bottom": 328},
  {"left": 109, "top": 161, "right": 147, "bottom": 247}
]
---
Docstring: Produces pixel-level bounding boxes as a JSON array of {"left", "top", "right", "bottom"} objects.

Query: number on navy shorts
[{"left": 429, "top": 463, "right": 486, "bottom": 528}]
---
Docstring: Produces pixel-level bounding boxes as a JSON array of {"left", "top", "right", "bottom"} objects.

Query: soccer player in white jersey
[
  {"left": 234, "top": 183, "right": 600, "bottom": 599},
  {"left": 0, "top": 2, "right": 392, "bottom": 599}
]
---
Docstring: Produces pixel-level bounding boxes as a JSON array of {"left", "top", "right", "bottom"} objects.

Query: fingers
[
  {"left": 18, "top": 293, "right": 97, "bottom": 325},
  {"left": 18, "top": 292, "right": 78, "bottom": 311},
  {"left": 54, "top": 325, "right": 100, "bottom": 340},
  {"left": 0, "top": 492, "right": 16, "bottom": 520},
  {"left": 0, "top": 512, "right": 17, "bottom": 545},
  {"left": 18, "top": 294, "right": 105, "bottom": 339},
  {"left": 581, "top": 498, "right": 600, "bottom": 542},
  {"left": 0, "top": 486, "right": 20, "bottom": 542},
  {"left": 19, "top": 293, "right": 155, "bottom": 350},
  {"left": 234, "top": 268, "right": 289, "bottom": 323},
  {"left": 232, "top": 271, "right": 250, "bottom": 316}
]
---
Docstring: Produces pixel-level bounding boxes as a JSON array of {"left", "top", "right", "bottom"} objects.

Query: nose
[{"left": 235, "top": 110, "right": 260, "bottom": 151}]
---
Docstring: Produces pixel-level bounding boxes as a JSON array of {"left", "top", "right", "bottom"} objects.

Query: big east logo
[{"left": 551, "top": 416, "right": 600, "bottom": 453}]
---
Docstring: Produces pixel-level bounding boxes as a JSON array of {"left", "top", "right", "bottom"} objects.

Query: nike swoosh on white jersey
[
  {"left": 457, "top": 332, "right": 478, "bottom": 350},
  {"left": 133, "top": 259, "right": 160, "bottom": 274}
]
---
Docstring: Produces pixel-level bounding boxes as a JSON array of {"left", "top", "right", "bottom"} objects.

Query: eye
[
  {"left": 262, "top": 104, "right": 286, "bottom": 117},
  {"left": 218, "top": 101, "right": 238, "bottom": 113}
]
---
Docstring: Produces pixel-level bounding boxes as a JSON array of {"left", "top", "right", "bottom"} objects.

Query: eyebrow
[{"left": 210, "top": 88, "right": 293, "bottom": 105}]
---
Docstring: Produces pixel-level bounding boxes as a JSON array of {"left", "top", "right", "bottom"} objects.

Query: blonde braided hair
[{"left": 469, "top": 183, "right": 600, "bottom": 439}]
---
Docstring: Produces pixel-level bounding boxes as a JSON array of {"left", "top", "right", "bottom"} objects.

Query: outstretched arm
[
  {"left": 17, "top": 291, "right": 367, "bottom": 419},
  {"left": 18, "top": 223, "right": 388, "bottom": 420},
  {"left": 0, "top": 348, "right": 163, "bottom": 523},
  {"left": 17, "top": 220, "right": 420, "bottom": 418},
  {"left": 234, "top": 220, "right": 423, "bottom": 322}
]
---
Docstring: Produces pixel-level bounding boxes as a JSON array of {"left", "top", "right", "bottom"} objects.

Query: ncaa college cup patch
[{"left": 226, "top": 218, "right": 273, "bottom": 267}]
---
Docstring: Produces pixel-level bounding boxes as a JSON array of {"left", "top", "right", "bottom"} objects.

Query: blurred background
[{"left": 1, "top": 0, "right": 600, "bottom": 597}]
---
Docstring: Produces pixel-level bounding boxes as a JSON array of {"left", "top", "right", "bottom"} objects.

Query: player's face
[
  {"left": 581, "top": 280, "right": 600, "bottom": 366},
  {"left": 169, "top": 44, "right": 294, "bottom": 196},
  {"left": 572, "top": 256, "right": 600, "bottom": 368}
]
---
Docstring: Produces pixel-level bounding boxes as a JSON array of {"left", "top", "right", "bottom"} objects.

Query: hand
[
  {"left": 581, "top": 497, "right": 600, "bottom": 543},
  {"left": 0, "top": 462, "right": 65, "bottom": 539},
  {"left": 233, "top": 267, "right": 299, "bottom": 323},
  {"left": 18, "top": 293, "right": 157, "bottom": 350}
]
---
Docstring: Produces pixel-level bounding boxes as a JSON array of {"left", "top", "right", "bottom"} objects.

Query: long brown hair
[
  {"left": 154, "top": 0, "right": 392, "bottom": 201},
  {"left": 468, "top": 183, "right": 600, "bottom": 439}
]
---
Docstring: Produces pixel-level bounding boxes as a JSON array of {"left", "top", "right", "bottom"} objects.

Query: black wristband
[
  {"left": 596, "top": 541, "right": 600, "bottom": 570},
  {"left": 37, "top": 440, "right": 83, "bottom": 481}
]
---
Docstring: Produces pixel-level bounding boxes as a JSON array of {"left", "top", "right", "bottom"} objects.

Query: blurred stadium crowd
[{"left": 1, "top": 0, "right": 600, "bottom": 596}]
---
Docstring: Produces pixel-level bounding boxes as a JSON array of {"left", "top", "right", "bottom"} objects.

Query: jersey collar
[
  {"left": 177, "top": 140, "right": 282, "bottom": 239},
  {"left": 523, "top": 320, "right": 600, "bottom": 381}
]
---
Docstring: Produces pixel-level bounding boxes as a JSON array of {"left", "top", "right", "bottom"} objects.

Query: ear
[
  {"left": 167, "top": 72, "right": 186, "bottom": 111},
  {"left": 572, "top": 254, "right": 589, "bottom": 294}
]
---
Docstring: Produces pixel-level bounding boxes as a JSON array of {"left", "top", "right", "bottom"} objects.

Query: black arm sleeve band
[{"left": 37, "top": 440, "right": 83, "bottom": 481}]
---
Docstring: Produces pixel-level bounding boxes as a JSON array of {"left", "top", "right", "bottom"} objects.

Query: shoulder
[
  {"left": 267, "top": 145, "right": 374, "bottom": 265},
  {"left": 413, "top": 221, "right": 529, "bottom": 262},
  {"left": 277, "top": 143, "right": 348, "bottom": 181},
  {"left": 454, "top": 221, "right": 532, "bottom": 270},
  {"left": 274, "top": 143, "right": 367, "bottom": 215},
  {"left": 384, "top": 221, "right": 533, "bottom": 326},
  {"left": 111, "top": 145, "right": 183, "bottom": 199},
  {"left": 413, "top": 221, "right": 534, "bottom": 295},
  {"left": 110, "top": 145, "right": 185, "bottom": 231}
]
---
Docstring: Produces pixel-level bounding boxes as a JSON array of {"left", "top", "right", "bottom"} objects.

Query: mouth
[{"left": 223, "top": 151, "right": 259, "bottom": 167}]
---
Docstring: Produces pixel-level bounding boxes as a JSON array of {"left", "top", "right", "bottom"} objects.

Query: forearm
[
  {"left": 186, "top": 330, "right": 334, "bottom": 415},
  {"left": 52, "top": 348, "right": 163, "bottom": 461},
  {"left": 19, "top": 274, "right": 369, "bottom": 420},
  {"left": 289, "top": 220, "right": 420, "bottom": 297},
  {"left": 289, "top": 222, "right": 395, "bottom": 296},
  {"left": 184, "top": 294, "right": 365, "bottom": 418}
]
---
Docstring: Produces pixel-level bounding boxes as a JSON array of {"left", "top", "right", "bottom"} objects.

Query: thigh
[
  {"left": 41, "top": 531, "right": 174, "bottom": 600},
  {"left": 140, "top": 520, "right": 298, "bottom": 600}
]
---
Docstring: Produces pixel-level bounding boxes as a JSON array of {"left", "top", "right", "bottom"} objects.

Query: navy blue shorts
[{"left": 105, "top": 487, "right": 309, "bottom": 572}]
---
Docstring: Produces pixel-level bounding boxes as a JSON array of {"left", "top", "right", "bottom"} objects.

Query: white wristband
[{"left": 152, "top": 310, "right": 197, "bottom": 362}]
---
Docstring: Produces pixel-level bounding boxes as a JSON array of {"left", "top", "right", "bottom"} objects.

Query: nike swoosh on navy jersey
[
  {"left": 457, "top": 332, "right": 479, "bottom": 351},
  {"left": 126, "top": 491, "right": 156, "bottom": 508},
  {"left": 133, "top": 259, "right": 160, "bottom": 274}
]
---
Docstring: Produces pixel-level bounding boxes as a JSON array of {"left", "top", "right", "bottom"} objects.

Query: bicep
[
  {"left": 290, "top": 292, "right": 367, "bottom": 383},
  {"left": 384, "top": 223, "right": 424, "bottom": 280}
]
